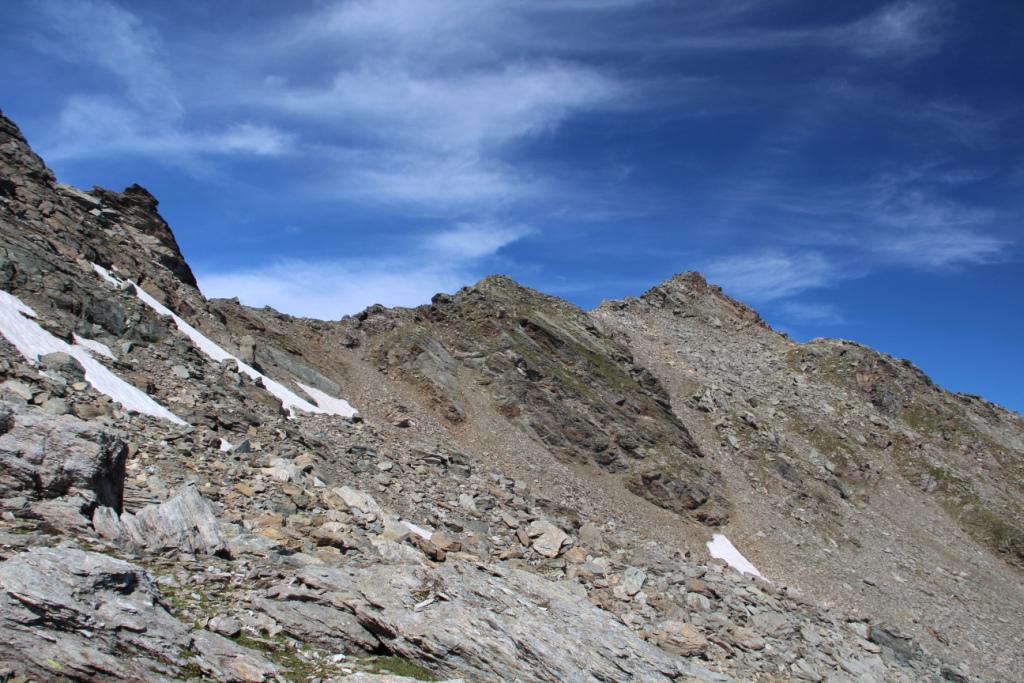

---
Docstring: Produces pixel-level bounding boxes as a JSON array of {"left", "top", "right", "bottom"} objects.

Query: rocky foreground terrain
[{"left": 0, "top": 108, "right": 1022, "bottom": 683}]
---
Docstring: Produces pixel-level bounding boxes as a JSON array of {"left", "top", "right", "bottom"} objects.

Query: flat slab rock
[
  {"left": 260, "top": 559, "right": 734, "bottom": 683},
  {"left": 0, "top": 547, "right": 279, "bottom": 682}
]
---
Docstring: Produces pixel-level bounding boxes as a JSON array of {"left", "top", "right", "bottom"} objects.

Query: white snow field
[
  {"left": 92, "top": 264, "right": 358, "bottom": 419},
  {"left": 707, "top": 533, "right": 765, "bottom": 579},
  {"left": 73, "top": 333, "right": 116, "bottom": 359},
  {"left": 0, "top": 289, "right": 186, "bottom": 424}
]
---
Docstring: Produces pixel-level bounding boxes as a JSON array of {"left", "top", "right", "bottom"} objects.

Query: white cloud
[
  {"left": 843, "top": 0, "right": 945, "bottom": 59},
  {"left": 196, "top": 220, "right": 531, "bottom": 318},
  {"left": 271, "top": 63, "right": 621, "bottom": 156},
  {"left": 704, "top": 251, "right": 837, "bottom": 303},
  {"left": 33, "top": 1, "right": 292, "bottom": 166},
  {"left": 37, "top": 0, "right": 180, "bottom": 115},
  {"left": 658, "top": 0, "right": 945, "bottom": 62},
  {"left": 198, "top": 259, "right": 463, "bottom": 319},
  {"left": 427, "top": 222, "right": 533, "bottom": 259},
  {"left": 45, "top": 97, "right": 292, "bottom": 164},
  {"left": 876, "top": 229, "right": 1005, "bottom": 268}
]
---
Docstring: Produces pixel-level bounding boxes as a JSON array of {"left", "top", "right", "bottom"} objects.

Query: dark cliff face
[{"left": 90, "top": 184, "right": 198, "bottom": 289}]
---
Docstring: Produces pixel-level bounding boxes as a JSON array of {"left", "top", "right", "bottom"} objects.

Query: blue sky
[{"left": 1, "top": 0, "right": 1022, "bottom": 413}]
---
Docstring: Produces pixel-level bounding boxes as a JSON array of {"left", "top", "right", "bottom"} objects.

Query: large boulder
[
  {"left": 0, "top": 401, "right": 128, "bottom": 512},
  {"left": 93, "top": 484, "right": 230, "bottom": 558}
]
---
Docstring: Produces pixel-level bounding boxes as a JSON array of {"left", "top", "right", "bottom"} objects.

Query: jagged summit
[{"left": 1, "top": 109, "right": 1023, "bottom": 682}]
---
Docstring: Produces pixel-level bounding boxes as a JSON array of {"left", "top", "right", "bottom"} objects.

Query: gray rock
[
  {"left": 0, "top": 380, "right": 32, "bottom": 402},
  {"left": 287, "top": 560, "right": 733, "bottom": 683},
  {"left": 620, "top": 566, "right": 646, "bottom": 596},
  {"left": 579, "top": 521, "right": 605, "bottom": 550},
  {"left": 97, "top": 484, "right": 229, "bottom": 557},
  {"left": 39, "top": 351, "right": 86, "bottom": 383},
  {"left": 190, "top": 629, "right": 281, "bottom": 683},
  {"left": 341, "top": 674, "right": 466, "bottom": 683},
  {"left": 527, "top": 519, "right": 568, "bottom": 558},
  {"left": 208, "top": 615, "right": 242, "bottom": 638},
  {"left": 751, "top": 610, "right": 793, "bottom": 638},
  {"left": 0, "top": 401, "right": 127, "bottom": 510},
  {"left": 255, "top": 596, "right": 380, "bottom": 653},
  {"left": 0, "top": 547, "right": 189, "bottom": 682},
  {"left": 685, "top": 591, "right": 712, "bottom": 612},
  {"left": 654, "top": 620, "right": 710, "bottom": 657},
  {"left": 39, "top": 397, "right": 70, "bottom": 415}
]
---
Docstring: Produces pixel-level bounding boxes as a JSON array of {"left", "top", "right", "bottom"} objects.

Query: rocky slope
[{"left": 1, "top": 108, "right": 1022, "bottom": 682}]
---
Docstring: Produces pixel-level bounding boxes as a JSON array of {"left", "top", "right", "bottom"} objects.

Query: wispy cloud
[
  {"left": 36, "top": 0, "right": 179, "bottom": 114},
  {"left": 47, "top": 97, "right": 292, "bottom": 163},
  {"left": 427, "top": 222, "right": 533, "bottom": 259},
  {"left": 703, "top": 251, "right": 838, "bottom": 303},
  {"left": 34, "top": 0, "right": 293, "bottom": 166},
  {"left": 653, "top": 0, "right": 947, "bottom": 61},
  {"left": 876, "top": 228, "right": 1006, "bottom": 268},
  {"left": 268, "top": 63, "right": 622, "bottom": 156},
  {"left": 842, "top": 0, "right": 947, "bottom": 60}
]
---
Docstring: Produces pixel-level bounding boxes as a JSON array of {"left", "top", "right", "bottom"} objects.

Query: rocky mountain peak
[
  {"left": 89, "top": 182, "right": 198, "bottom": 289},
  {"left": 0, "top": 110, "right": 58, "bottom": 206},
  {"left": 630, "top": 270, "right": 768, "bottom": 330}
]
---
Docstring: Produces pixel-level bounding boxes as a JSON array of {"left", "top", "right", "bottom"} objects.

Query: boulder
[
  {"left": 0, "top": 547, "right": 189, "bottom": 682},
  {"left": 526, "top": 520, "right": 568, "bottom": 558},
  {"left": 655, "top": 621, "right": 710, "bottom": 657},
  {"left": 94, "top": 484, "right": 229, "bottom": 557},
  {"left": 0, "top": 401, "right": 127, "bottom": 512}
]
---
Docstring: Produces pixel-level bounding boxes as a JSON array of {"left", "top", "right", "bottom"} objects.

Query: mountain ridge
[{"left": 1, "top": 108, "right": 1023, "bottom": 682}]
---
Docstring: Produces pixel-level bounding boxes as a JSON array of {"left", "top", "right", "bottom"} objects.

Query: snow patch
[
  {"left": 92, "top": 264, "right": 121, "bottom": 287},
  {"left": 0, "top": 289, "right": 186, "bottom": 424},
  {"left": 73, "top": 334, "right": 116, "bottom": 360},
  {"left": 401, "top": 521, "right": 433, "bottom": 541},
  {"left": 219, "top": 438, "right": 233, "bottom": 452},
  {"left": 707, "top": 534, "right": 764, "bottom": 580},
  {"left": 92, "top": 264, "right": 358, "bottom": 419},
  {"left": 297, "top": 382, "right": 358, "bottom": 419}
]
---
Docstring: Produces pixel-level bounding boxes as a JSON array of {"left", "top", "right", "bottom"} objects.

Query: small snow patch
[
  {"left": 401, "top": 521, "right": 433, "bottom": 541},
  {"left": 219, "top": 438, "right": 233, "bottom": 452},
  {"left": 707, "top": 534, "right": 764, "bottom": 579},
  {"left": 297, "top": 382, "right": 358, "bottom": 418},
  {"left": 92, "top": 263, "right": 121, "bottom": 287}
]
